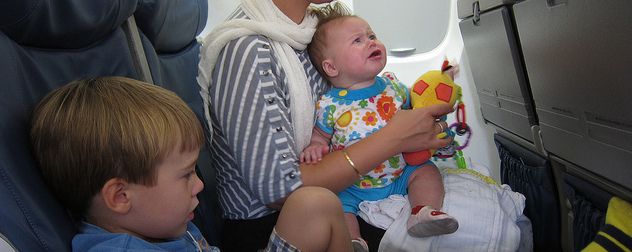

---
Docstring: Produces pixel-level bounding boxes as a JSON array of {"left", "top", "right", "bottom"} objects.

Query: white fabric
[
  {"left": 357, "top": 154, "right": 472, "bottom": 229},
  {"left": 516, "top": 213, "right": 534, "bottom": 252},
  {"left": 197, "top": 0, "right": 318, "bottom": 150},
  {"left": 358, "top": 194, "right": 408, "bottom": 230},
  {"left": 368, "top": 164, "right": 528, "bottom": 252}
]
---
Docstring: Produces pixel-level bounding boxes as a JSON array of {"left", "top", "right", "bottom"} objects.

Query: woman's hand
[{"left": 379, "top": 103, "right": 455, "bottom": 154}]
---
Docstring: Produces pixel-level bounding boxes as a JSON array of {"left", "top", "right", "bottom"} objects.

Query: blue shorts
[{"left": 337, "top": 161, "right": 435, "bottom": 214}]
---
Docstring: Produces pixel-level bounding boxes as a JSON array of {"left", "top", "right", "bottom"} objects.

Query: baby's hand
[{"left": 300, "top": 144, "right": 330, "bottom": 164}]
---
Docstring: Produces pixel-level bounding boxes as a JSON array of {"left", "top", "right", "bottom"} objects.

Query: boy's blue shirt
[{"left": 73, "top": 221, "right": 218, "bottom": 251}]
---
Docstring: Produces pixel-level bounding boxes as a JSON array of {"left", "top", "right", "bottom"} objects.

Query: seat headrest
[
  {"left": 134, "top": 0, "right": 208, "bottom": 53},
  {"left": 0, "top": 0, "right": 138, "bottom": 48}
]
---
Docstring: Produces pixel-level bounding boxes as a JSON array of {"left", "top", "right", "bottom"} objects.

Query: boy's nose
[{"left": 192, "top": 172, "right": 204, "bottom": 195}]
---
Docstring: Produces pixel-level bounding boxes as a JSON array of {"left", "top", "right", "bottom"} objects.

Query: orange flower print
[
  {"left": 373, "top": 164, "right": 385, "bottom": 174},
  {"left": 332, "top": 145, "right": 345, "bottom": 151},
  {"left": 363, "top": 111, "right": 378, "bottom": 126},
  {"left": 377, "top": 96, "right": 396, "bottom": 122},
  {"left": 392, "top": 168, "right": 404, "bottom": 178}
]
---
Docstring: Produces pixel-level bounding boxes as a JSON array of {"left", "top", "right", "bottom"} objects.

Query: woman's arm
[
  {"left": 298, "top": 104, "right": 454, "bottom": 193},
  {"left": 265, "top": 104, "right": 453, "bottom": 210},
  {"left": 210, "top": 35, "right": 304, "bottom": 209}
]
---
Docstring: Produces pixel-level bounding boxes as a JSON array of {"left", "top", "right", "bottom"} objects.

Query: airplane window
[{"left": 351, "top": 0, "right": 450, "bottom": 57}]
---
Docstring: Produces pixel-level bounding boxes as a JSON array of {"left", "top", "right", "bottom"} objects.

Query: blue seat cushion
[
  {"left": 0, "top": 0, "right": 137, "bottom": 48},
  {"left": 0, "top": 27, "right": 138, "bottom": 251}
]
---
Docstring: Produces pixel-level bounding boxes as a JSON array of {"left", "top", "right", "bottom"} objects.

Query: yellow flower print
[{"left": 337, "top": 110, "right": 353, "bottom": 128}]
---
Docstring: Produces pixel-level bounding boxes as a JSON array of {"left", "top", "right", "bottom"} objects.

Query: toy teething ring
[{"left": 449, "top": 122, "right": 471, "bottom": 150}]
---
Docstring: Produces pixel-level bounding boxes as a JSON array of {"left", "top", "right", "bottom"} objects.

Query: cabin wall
[
  {"left": 200, "top": 1, "right": 239, "bottom": 38},
  {"left": 370, "top": 0, "right": 501, "bottom": 181}
]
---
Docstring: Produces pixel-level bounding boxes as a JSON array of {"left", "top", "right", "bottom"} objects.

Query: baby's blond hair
[{"left": 308, "top": 2, "right": 355, "bottom": 80}]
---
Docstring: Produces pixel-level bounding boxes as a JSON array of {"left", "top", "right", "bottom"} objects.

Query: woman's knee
[{"left": 287, "top": 186, "right": 342, "bottom": 212}]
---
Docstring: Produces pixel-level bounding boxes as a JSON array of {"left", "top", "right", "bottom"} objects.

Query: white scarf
[{"left": 197, "top": 0, "right": 318, "bottom": 151}]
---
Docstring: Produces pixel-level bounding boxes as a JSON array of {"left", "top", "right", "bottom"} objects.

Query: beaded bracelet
[{"left": 342, "top": 149, "right": 363, "bottom": 179}]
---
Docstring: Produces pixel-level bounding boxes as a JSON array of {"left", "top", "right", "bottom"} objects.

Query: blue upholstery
[
  {"left": 0, "top": 0, "right": 217, "bottom": 250},
  {"left": 0, "top": 23, "right": 136, "bottom": 252},
  {"left": 134, "top": 0, "right": 208, "bottom": 125},
  {"left": 0, "top": 0, "right": 137, "bottom": 48},
  {"left": 494, "top": 133, "right": 561, "bottom": 252},
  {"left": 563, "top": 173, "right": 612, "bottom": 251},
  {"left": 134, "top": 0, "right": 207, "bottom": 53}
]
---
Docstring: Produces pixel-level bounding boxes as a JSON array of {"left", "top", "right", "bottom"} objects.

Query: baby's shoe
[
  {"left": 406, "top": 205, "right": 459, "bottom": 237},
  {"left": 351, "top": 237, "right": 369, "bottom": 252}
]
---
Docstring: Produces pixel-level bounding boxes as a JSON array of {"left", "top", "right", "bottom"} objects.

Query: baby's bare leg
[
  {"left": 344, "top": 212, "right": 361, "bottom": 239},
  {"left": 407, "top": 164, "right": 444, "bottom": 210},
  {"left": 406, "top": 164, "right": 458, "bottom": 237},
  {"left": 345, "top": 212, "right": 369, "bottom": 252}
]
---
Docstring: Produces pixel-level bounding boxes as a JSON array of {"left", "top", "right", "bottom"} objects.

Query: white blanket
[{"left": 359, "top": 161, "right": 529, "bottom": 251}]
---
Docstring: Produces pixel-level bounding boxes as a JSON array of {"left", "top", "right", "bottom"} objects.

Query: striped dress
[{"left": 205, "top": 8, "right": 329, "bottom": 220}]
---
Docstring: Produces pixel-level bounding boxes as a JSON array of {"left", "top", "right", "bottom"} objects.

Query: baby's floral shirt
[{"left": 316, "top": 74, "right": 410, "bottom": 189}]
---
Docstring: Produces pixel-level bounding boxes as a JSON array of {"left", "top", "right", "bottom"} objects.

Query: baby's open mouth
[{"left": 370, "top": 50, "right": 382, "bottom": 58}]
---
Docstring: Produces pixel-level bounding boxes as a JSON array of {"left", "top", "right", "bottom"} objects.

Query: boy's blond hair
[
  {"left": 308, "top": 2, "right": 355, "bottom": 80},
  {"left": 29, "top": 76, "right": 205, "bottom": 221}
]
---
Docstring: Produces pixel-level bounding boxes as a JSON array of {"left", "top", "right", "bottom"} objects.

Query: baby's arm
[{"left": 300, "top": 126, "right": 333, "bottom": 164}]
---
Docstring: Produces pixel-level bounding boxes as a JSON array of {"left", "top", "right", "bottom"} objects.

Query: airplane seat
[
  {"left": 458, "top": 1, "right": 560, "bottom": 251},
  {"left": 457, "top": 0, "right": 539, "bottom": 146},
  {"left": 0, "top": 0, "right": 221, "bottom": 250},
  {"left": 132, "top": 0, "right": 223, "bottom": 246},
  {"left": 512, "top": 0, "right": 632, "bottom": 250},
  {"left": 0, "top": 0, "right": 139, "bottom": 251},
  {"left": 494, "top": 133, "right": 560, "bottom": 251},
  {"left": 461, "top": 0, "right": 632, "bottom": 251},
  {"left": 562, "top": 173, "right": 612, "bottom": 251}
]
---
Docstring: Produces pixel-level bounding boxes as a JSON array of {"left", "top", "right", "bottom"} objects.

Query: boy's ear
[
  {"left": 322, "top": 60, "right": 339, "bottom": 78},
  {"left": 102, "top": 178, "right": 131, "bottom": 215}
]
